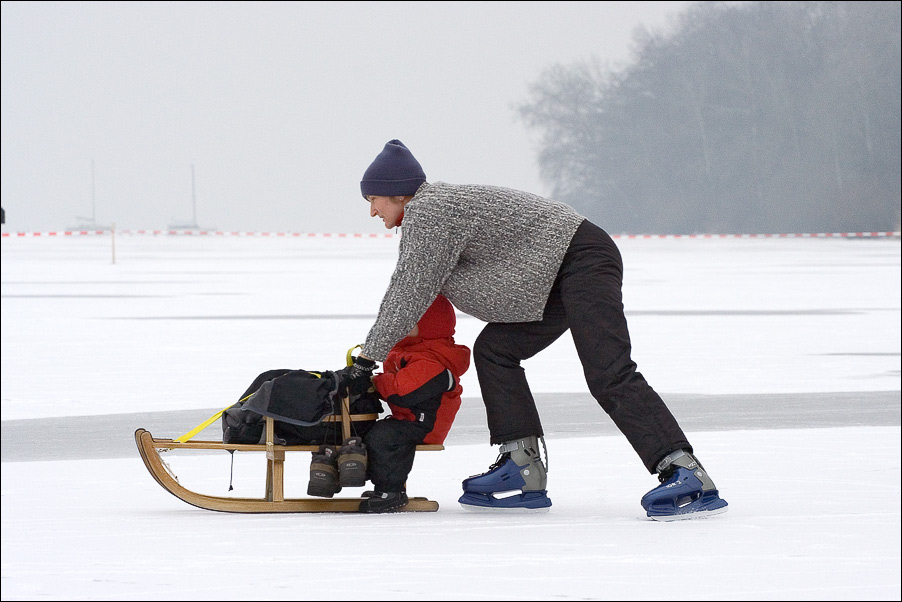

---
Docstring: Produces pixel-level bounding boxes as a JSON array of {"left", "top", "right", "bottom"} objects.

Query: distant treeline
[{"left": 518, "top": 1, "right": 901, "bottom": 234}]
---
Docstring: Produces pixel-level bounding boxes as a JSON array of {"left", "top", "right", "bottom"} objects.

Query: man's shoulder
[
  {"left": 410, "top": 182, "right": 537, "bottom": 215},
  {"left": 423, "top": 181, "right": 527, "bottom": 196}
]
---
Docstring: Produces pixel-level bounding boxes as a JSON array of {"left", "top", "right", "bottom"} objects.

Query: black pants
[
  {"left": 474, "top": 220, "right": 691, "bottom": 473},
  {"left": 364, "top": 417, "right": 432, "bottom": 492}
]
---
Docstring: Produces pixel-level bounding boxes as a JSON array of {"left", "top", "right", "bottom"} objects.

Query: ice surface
[{"left": 2, "top": 233, "right": 899, "bottom": 600}]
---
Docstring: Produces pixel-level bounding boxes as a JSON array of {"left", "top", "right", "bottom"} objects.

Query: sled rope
[
  {"left": 158, "top": 453, "right": 179, "bottom": 483},
  {"left": 228, "top": 451, "right": 236, "bottom": 491},
  {"left": 175, "top": 403, "right": 236, "bottom": 443}
]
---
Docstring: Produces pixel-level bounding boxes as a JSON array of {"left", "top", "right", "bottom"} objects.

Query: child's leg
[{"left": 364, "top": 418, "right": 429, "bottom": 492}]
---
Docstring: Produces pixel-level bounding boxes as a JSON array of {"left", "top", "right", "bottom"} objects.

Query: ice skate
[
  {"left": 459, "top": 436, "right": 551, "bottom": 512},
  {"left": 641, "top": 449, "right": 728, "bottom": 521}
]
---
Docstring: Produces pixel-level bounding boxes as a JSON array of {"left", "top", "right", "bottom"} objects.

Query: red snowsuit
[{"left": 366, "top": 295, "right": 470, "bottom": 491}]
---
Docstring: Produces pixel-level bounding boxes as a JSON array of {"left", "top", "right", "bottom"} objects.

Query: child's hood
[{"left": 417, "top": 294, "right": 456, "bottom": 339}]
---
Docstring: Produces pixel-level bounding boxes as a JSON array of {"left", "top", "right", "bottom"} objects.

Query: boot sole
[{"left": 306, "top": 486, "right": 340, "bottom": 498}]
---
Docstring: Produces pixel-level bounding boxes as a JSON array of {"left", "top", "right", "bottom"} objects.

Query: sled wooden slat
[
  {"left": 264, "top": 417, "right": 284, "bottom": 501},
  {"left": 144, "top": 439, "right": 443, "bottom": 452},
  {"left": 135, "top": 397, "right": 443, "bottom": 513}
]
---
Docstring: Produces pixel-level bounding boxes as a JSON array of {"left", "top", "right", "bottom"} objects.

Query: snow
[{"left": 2, "top": 232, "right": 900, "bottom": 601}]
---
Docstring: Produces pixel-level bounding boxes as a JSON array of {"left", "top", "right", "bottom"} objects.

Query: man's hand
[{"left": 337, "top": 356, "right": 377, "bottom": 396}]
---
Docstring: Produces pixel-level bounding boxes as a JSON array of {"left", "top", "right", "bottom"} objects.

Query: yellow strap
[
  {"left": 346, "top": 344, "right": 363, "bottom": 367},
  {"left": 175, "top": 403, "right": 235, "bottom": 443}
]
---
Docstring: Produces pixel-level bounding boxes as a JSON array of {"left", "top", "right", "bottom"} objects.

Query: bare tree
[{"left": 518, "top": 1, "right": 901, "bottom": 234}]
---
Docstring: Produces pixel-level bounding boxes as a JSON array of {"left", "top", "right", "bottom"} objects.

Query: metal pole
[
  {"left": 91, "top": 159, "right": 96, "bottom": 226},
  {"left": 191, "top": 164, "right": 197, "bottom": 226}
]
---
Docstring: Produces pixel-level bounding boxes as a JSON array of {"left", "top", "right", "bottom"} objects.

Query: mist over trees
[{"left": 518, "top": 1, "right": 901, "bottom": 234}]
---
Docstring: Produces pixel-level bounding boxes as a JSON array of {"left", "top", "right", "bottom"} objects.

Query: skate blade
[
  {"left": 459, "top": 502, "right": 551, "bottom": 514},
  {"left": 648, "top": 504, "right": 729, "bottom": 522},
  {"left": 458, "top": 491, "right": 552, "bottom": 513}
]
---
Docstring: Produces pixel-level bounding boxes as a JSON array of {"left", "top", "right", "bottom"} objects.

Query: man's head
[
  {"left": 360, "top": 139, "right": 426, "bottom": 229},
  {"left": 360, "top": 139, "right": 426, "bottom": 199}
]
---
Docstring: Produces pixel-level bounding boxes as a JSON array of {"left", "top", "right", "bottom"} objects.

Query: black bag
[{"left": 222, "top": 368, "right": 382, "bottom": 445}]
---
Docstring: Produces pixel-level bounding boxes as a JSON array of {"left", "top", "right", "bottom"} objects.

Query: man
[{"left": 338, "top": 139, "right": 727, "bottom": 520}]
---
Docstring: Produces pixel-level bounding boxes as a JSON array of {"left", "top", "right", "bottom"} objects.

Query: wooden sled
[{"left": 135, "top": 395, "right": 444, "bottom": 513}]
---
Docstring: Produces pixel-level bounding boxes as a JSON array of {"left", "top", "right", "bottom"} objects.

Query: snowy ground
[{"left": 2, "top": 232, "right": 900, "bottom": 601}]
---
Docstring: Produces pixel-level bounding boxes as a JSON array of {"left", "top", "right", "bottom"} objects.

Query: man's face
[{"left": 367, "top": 196, "right": 404, "bottom": 229}]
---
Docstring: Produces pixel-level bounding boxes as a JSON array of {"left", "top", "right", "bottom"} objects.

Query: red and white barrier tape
[
  {"left": 613, "top": 231, "right": 901, "bottom": 239},
  {"left": 1, "top": 230, "right": 400, "bottom": 238},
  {"left": 1, "top": 229, "right": 900, "bottom": 239}
]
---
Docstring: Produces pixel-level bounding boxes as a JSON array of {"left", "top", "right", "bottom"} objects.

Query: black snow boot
[{"left": 358, "top": 491, "right": 408, "bottom": 513}]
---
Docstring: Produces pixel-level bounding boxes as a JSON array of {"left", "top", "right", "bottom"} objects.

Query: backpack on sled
[{"left": 221, "top": 368, "right": 383, "bottom": 446}]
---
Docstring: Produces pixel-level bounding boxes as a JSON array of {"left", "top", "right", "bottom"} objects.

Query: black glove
[{"left": 337, "top": 356, "right": 377, "bottom": 396}]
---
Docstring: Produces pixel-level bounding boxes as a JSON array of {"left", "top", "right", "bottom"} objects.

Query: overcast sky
[{"left": 1, "top": 1, "right": 694, "bottom": 233}]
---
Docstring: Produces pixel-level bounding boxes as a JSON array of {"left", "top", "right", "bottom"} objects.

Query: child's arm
[{"left": 372, "top": 357, "right": 456, "bottom": 409}]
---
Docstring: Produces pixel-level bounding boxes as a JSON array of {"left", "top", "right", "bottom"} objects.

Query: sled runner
[{"left": 136, "top": 392, "right": 444, "bottom": 513}]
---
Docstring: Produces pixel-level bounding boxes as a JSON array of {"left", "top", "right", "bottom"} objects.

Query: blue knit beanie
[{"left": 360, "top": 139, "right": 426, "bottom": 199}]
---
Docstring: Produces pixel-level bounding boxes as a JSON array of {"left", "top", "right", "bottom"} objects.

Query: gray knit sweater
[{"left": 363, "top": 182, "right": 585, "bottom": 360}]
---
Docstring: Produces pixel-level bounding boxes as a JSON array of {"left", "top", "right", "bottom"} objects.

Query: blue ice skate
[
  {"left": 459, "top": 489, "right": 552, "bottom": 511},
  {"left": 641, "top": 450, "right": 728, "bottom": 521},
  {"left": 459, "top": 436, "right": 552, "bottom": 512},
  {"left": 461, "top": 457, "right": 526, "bottom": 493}
]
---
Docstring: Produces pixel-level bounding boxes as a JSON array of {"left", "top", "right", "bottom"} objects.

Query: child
[{"left": 359, "top": 294, "right": 471, "bottom": 513}]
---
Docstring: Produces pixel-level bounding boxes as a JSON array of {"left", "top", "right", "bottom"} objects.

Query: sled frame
[{"left": 135, "top": 395, "right": 443, "bottom": 513}]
